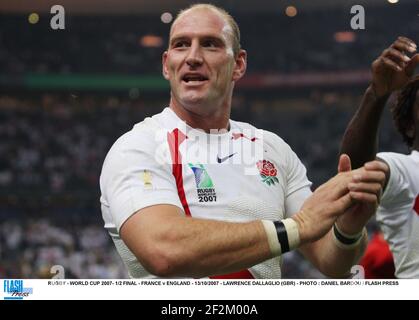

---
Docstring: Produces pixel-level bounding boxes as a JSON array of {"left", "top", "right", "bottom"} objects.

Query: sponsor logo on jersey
[
  {"left": 188, "top": 163, "right": 217, "bottom": 202},
  {"left": 216, "top": 153, "right": 236, "bottom": 163},
  {"left": 256, "top": 160, "right": 279, "bottom": 186}
]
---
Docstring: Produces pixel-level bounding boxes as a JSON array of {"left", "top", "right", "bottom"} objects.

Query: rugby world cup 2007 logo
[{"left": 188, "top": 163, "right": 217, "bottom": 203}]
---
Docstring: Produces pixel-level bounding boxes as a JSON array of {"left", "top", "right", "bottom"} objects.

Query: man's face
[{"left": 162, "top": 8, "right": 246, "bottom": 114}]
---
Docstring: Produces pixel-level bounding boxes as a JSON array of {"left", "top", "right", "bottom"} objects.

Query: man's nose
[{"left": 186, "top": 42, "right": 203, "bottom": 67}]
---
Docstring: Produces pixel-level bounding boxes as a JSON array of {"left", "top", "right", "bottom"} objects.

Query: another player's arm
[
  {"left": 340, "top": 86, "right": 387, "bottom": 170},
  {"left": 341, "top": 36, "right": 418, "bottom": 173},
  {"left": 120, "top": 162, "right": 385, "bottom": 278}
]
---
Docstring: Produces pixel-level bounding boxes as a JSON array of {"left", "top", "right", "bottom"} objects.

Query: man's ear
[
  {"left": 162, "top": 51, "right": 170, "bottom": 80},
  {"left": 232, "top": 49, "right": 247, "bottom": 82}
]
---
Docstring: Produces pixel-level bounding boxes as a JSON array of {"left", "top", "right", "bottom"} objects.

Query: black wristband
[
  {"left": 333, "top": 223, "right": 362, "bottom": 245},
  {"left": 273, "top": 221, "right": 290, "bottom": 253}
]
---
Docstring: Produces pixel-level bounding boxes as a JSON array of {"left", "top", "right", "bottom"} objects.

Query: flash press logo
[{"left": 3, "top": 280, "right": 33, "bottom": 300}]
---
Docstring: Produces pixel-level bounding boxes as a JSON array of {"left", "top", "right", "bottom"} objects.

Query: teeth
[{"left": 183, "top": 76, "right": 207, "bottom": 82}]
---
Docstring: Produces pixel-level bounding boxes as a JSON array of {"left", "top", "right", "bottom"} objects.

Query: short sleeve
[
  {"left": 377, "top": 152, "right": 414, "bottom": 208},
  {"left": 100, "top": 130, "right": 183, "bottom": 232},
  {"left": 284, "top": 148, "right": 312, "bottom": 218},
  {"left": 284, "top": 143, "right": 312, "bottom": 198},
  {"left": 375, "top": 152, "right": 415, "bottom": 238}
]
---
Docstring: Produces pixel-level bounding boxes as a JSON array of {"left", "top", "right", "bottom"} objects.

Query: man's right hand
[
  {"left": 371, "top": 36, "right": 418, "bottom": 98},
  {"left": 292, "top": 155, "right": 386, "bottom": 245}
]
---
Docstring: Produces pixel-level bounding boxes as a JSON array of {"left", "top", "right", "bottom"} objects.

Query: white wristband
[
  {"left": 261, "top": 218, "right": 300, "bottom": 256},
  {"left": 282, "top": 218, "right": 300, "bottom": 250},
  {"left": 261, "top": 220, "right": 281, "bottom": 256}
]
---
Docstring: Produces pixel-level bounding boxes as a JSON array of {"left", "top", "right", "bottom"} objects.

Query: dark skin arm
[
  {"left": 341, "top": 37, "right": 419, "bottom": 173},
  {"left": 340, "top": 88, "right": 389, "bottom": 170}
]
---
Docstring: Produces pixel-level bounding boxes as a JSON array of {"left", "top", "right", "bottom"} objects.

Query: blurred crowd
[
  {"left": 0, "top": 219, "right": 126, "bottom": 278},
  {"left": 0, "top": 4, "right": 416, "bottom": 75}
]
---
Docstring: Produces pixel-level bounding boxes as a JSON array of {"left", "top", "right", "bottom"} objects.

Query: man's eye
[
  {"left": 174, "top": 42, "right": 188, "bottom": 48},
  {"left": 203, "top": 41, "right": 216, "bottom": 48}
]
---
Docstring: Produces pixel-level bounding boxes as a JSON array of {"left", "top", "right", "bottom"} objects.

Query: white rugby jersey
[
  {"left": 377, "top": 151, "right": 419, "bottom": 278},
  {"left": 100, "top": 107, "right": 312, "bottom": 278}
]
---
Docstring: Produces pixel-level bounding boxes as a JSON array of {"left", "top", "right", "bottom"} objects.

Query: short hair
[
  {"left": 170, "top": 3, "right": 241, "bottom": 57},
  {"left": 391, "top": 75, "right": 419, "bottom": 148}
]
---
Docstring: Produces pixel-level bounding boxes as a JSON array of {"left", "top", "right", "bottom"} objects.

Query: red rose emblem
[
  {"left": 256, "top": 160, "right": 279, "bottom": 186},
  {"left": 257, "top": 160, "right": 277, "bottom": 177}
]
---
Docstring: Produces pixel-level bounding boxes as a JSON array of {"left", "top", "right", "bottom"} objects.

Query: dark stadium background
[{"left": 0, "top": 0, "right": 417, "bottom": 278}]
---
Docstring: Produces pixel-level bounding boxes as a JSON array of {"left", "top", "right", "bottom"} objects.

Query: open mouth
[{"left": 182, "top": 74, "right": 209, "bottom": 83}]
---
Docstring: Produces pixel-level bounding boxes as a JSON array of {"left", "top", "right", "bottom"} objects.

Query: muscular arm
[
  {"left": 122, "top": 202, "right": 367, "bottom": 279},
  {"left": 120, "top": 204, "right": 272, "bottom": 278},
  {"left": 340, "top": 86, "right": 389, "bottom": 169},
  {"left": 119, "top": 161, "right": 385, "bottom": 279}
]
